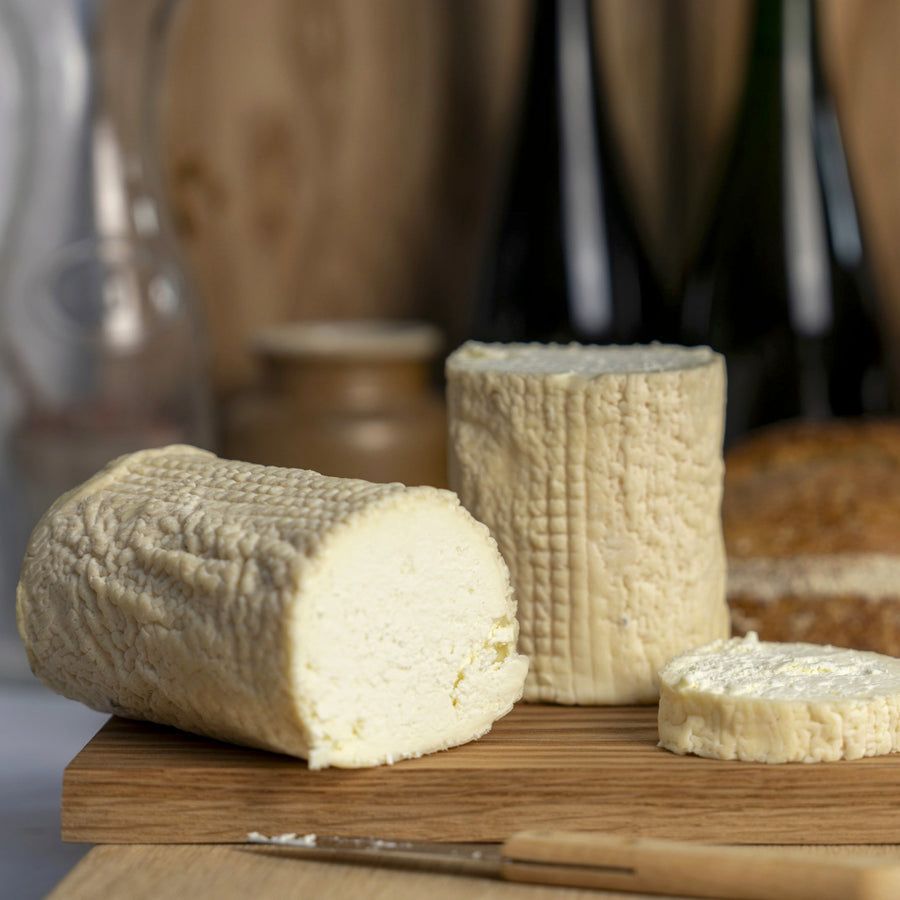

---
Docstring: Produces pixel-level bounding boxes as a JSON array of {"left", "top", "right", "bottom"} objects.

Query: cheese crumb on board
[
  {"left": 658, "top": 632, "right": 900, "bottom": 762},
  {"left": 446, "top": 341, "right": 729, "bottom": 705},
  {"left": 247, "top": 832, "right": 317, "bottom": 846},
  {"left": 16, "top": 445, "right": 528, "bottom": 768}
]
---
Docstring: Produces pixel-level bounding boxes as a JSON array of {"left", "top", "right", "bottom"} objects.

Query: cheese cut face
[
  {"left": 16, "top": 445, "right": 528, "bottom": 769},
  {"left": 658, "top": 633, "right": 900, "bottom": 763},
  {"left": 446, "top": 341, "right": 729, "bottom": 704}
]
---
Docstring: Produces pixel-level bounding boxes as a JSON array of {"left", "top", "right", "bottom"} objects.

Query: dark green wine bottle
[
  {"left": 683, "top": 0, "right": 889, "bottom": 442},
  {"left": 473, "top": 0, "right": 659, "bottom": 345}
]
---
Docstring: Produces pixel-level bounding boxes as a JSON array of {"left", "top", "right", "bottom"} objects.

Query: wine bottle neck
[
  {"left": 557, "top": 0, "right": 614, "bottom": 337},
  {"left": 782, "top": 0, "right": 833, "bottom": 339}
]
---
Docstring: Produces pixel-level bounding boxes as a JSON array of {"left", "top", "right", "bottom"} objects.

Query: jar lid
[{"left": 252, "top": 319, "right": 443, "bottom": 360}]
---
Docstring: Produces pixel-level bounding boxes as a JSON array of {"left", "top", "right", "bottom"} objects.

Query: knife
[{"left": 245, "top": 829, "right": 900, "bottom": 899}]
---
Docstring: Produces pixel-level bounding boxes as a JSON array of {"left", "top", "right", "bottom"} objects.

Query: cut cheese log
[
  {"left": 658, "top": 632, "right": 900, "bottom": 762},
  {"left": 446, "top": 341, "right": 729, "bottom": 704},
  {"left": 16, "top": 445, "right": 528, "bottom": 768}
]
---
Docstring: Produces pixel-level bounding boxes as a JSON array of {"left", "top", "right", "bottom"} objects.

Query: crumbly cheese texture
[
  {"left": 446, "top": 342, "right": 729, "bottom": 704},
  {"left": 658, "top": 633, "right": 900, "bottom": 762},
  {"left": 16, "top": 445, "right": 528, "bottom": 768}
]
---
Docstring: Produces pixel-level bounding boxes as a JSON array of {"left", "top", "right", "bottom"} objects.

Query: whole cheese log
[
  {"left": 658, "top": 632, "right": 900, "bottom": 763},
  {"left": 16, "top": 445, "right": 528, "bottom": 768},
  {"left": 446, "top": 341, "right": 729, "bottom": 704}
]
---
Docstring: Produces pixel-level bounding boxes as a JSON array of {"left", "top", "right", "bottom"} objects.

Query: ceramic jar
[{"left": 227, "top": 319, "right": 447, "bottom": 487}]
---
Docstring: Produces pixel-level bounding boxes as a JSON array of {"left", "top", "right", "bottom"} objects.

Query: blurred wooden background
[{"left": 157, "top": 0, "right": 900, "bottom": 414}]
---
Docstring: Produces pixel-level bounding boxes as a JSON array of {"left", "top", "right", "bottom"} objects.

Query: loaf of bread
[
  {"left": 446, "top": 341, "right": 730, "bottom": 705},
  {"left": 658, "top": 632, "right": 900, "bottom": 762},
  {"left": 723, "top": 418, "right": 900, "bottom": 655},
  {"left": 16, "top": 446, "right": 528, "bottom": 768}
]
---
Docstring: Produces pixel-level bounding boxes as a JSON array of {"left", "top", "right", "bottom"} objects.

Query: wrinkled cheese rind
[
  {"left": 16, "top": 445, "right": 528, "bottom": 768},
  {"left": 446, "top": 341, "right": 729, "bottom": 704},
  {"left": 658, "top": 632, "right": 900, "bottom": 762}
]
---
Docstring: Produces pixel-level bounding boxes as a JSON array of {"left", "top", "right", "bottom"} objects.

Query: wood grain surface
[
  {"left": 154, "top": 0, "right": 900, "bottom": 411},
  {"left": 162, "top": 0, "right": 529, "bottom": 395},
  {"left": 46, "top": 844, "right": 597, "bottom": 900},
  {"left": 48, "top": 842, "right": 900, "bottom": 900},
  {"left": 62, "top": 705, "right": 900, "bottom": 846}
]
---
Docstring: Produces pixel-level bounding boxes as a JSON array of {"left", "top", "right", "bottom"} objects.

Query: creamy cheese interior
[
  {"left": 293, "top": 495, "right": 525, "bottom": 768},
  {"left": 662, "top": 632, "right": 900, "bottom": 703}
]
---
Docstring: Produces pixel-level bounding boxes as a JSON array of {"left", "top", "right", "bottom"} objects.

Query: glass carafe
[{"left": 0, "top": 0, "right": 213, "bottom": 677}]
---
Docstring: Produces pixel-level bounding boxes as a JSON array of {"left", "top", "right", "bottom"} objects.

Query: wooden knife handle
[{"left": 500, "top": 831, "right": 900, "bottom": 900}]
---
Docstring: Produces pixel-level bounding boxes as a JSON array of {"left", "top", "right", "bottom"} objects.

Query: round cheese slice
[{"left": 658, "top": 632, "right": 900, "bottom": 763}]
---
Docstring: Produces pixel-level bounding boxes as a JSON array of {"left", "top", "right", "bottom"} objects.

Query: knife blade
[{"left": 244, "top": 829, "right": 900, "bottom": 899}]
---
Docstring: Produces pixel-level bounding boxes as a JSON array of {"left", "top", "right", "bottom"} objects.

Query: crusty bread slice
[{"left": 723, "top": 418, "right": 900, "bottom": 655}]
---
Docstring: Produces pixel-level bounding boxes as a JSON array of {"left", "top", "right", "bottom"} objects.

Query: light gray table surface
[{"left": 0, "top": 650, "right": 108, "bottom": 900}]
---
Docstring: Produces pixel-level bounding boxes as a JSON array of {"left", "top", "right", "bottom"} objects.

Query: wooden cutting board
[{"left": 62, "top": 705, "right": 900, "bottom": 846}]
